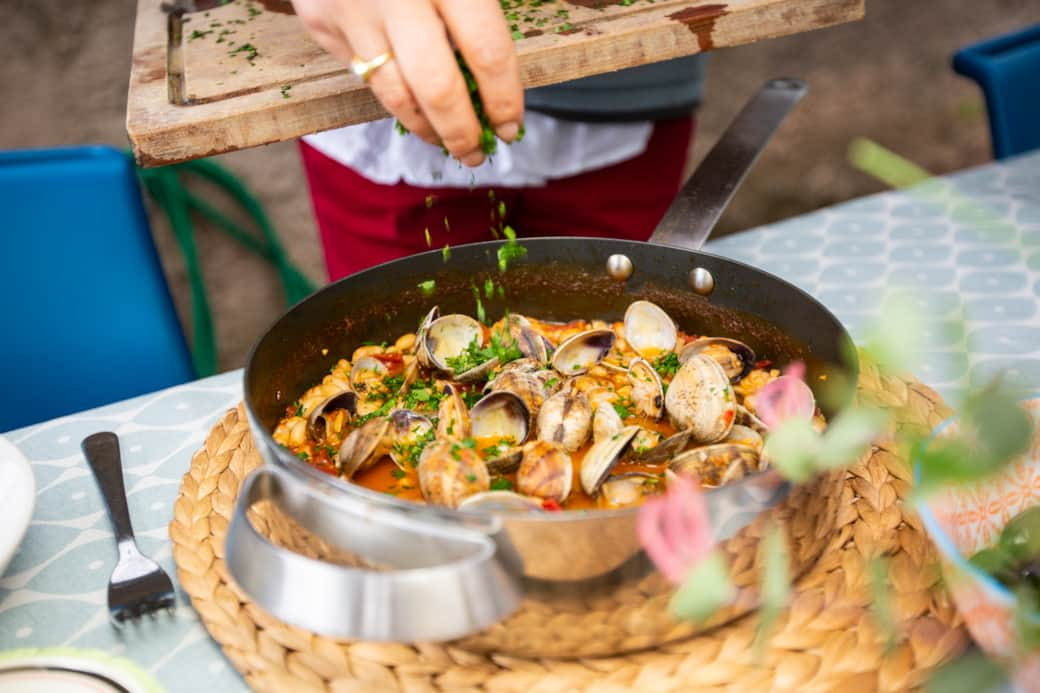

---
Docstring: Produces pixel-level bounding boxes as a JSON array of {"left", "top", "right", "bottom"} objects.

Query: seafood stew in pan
[{"left": 273, "top": 299, "right": 827, "bottom": 512}]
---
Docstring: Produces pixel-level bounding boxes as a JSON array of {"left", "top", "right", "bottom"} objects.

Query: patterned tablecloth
[{"left": 2, "top": 150, "right": 1038, "bottom": 691}]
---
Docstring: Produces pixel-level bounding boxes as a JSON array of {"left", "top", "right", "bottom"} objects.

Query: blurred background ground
[{"left": 1, "top": 0, "right": 1036, "bottom": 372}]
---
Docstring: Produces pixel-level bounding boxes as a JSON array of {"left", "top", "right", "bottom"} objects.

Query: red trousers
[{"left": 300, "top": 117, "right": 694, "bottom": 281}]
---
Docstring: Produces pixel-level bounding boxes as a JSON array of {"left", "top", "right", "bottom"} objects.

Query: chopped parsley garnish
[
  {"left": 390, "top": 427, "right": 435, "bottom": 468},
  {"left": 296, "top": 450, "right": 309, "bottom": 460},
  {"left": 442, "top": 244, "right": 451, "bottom": 263},
  {"left": 484, "top": 278, "right": 495, "bottom": 299},
  {"left": 497, "top": 226, "right": 528, "bottom": 272},
  {"left": 613, "top": 402, "right": 632, "bottom": 419},
  {"left": 294, "top": 401, "right": 305, "bottom": 417},
  {"left": 466, "top": 474, "right": 478, "bottom": 483},
  {"left": 461, "top": 389, "right": 483, "bottom": 409},
  {"left": 280, "top": 84, "right": 291, "bottom": 99},
  {"left": 490, "top": 477, "right": 513, "bottom": 491},
  {"left": 446, "top": 331, "right": 522, "bottom": 375},
  {"left": 545, "top": 377, "right": 559, "bottom": 389},
  {"left": 390, "top": 469, "right": 407, "bottom": 479},
  {"left": 401, "top": 378, "right": 446, "bottom": 411},
  {"left": 654, "top": 352, "right": 681, "bottom": 378}
]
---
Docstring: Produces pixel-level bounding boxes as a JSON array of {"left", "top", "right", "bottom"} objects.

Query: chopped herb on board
[{"left": 280, "top": 84, "right": 291, "bottom": 99}]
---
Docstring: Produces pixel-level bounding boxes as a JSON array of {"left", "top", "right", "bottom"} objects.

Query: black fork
[{"left": 82, "top": 432, "right": 176, "bottom": 623}]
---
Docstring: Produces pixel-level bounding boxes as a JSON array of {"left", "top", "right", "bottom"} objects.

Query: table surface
[{"left": 2, "top": 150, "right": 1039, "bottom": 691}]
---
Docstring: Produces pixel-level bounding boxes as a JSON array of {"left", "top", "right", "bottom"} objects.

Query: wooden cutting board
[{"left": 127, "top": 0, "right": 863, "bottom": 167}]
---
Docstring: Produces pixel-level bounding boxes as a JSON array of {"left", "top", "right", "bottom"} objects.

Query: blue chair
[
  {"left": 0, "top": 146, "right": 195, "bottom": 432},
  {"left": 953, "top": 24, "right": 1040, "bottom": 160}
]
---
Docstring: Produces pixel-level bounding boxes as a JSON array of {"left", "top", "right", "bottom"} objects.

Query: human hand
[{"left": 292, "top": 0, "right": 524, "bottom": 167}]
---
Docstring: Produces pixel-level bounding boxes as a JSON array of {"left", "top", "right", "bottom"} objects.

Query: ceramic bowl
[{"left": 918, "top": 395, "right": 1040, "bottom": 684}]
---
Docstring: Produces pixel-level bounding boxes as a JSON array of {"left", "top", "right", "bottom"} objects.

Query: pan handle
[
  {"left": 225, "top": 464, "right": 523, "bottom": 641},
  {"left": 649, "top": 78, "right": 808, "bottom": 251}
]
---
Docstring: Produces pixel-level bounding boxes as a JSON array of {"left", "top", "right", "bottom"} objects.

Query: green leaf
[
  {"left": 762, "top": 418, "right": 820, "bottom": 483},
  {"left": 925, "top": 651, "right": 1007, "bottom": 693},
  {"left": 669, "top": 551, "right": 735, "bottom": 623},
  {"left": 816, "top": 406, "right": 890, "bottom": 470},
  {"left": 963, "top": 382, "right": 1033, "bottom": 464},
  {"left": 417, "top": 280, "right": 436, "bottom": 296},
  {"left": 753, "top": 526, "right": 790, "bottom": 657},
  {"left": 859, "top": 291, "right": 925, "bottom": 374},
  {"left": 867, "top": 557, "right": 898, "bottom": 652}
]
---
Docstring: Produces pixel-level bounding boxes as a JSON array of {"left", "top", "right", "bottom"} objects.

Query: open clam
[
  {"left": 630, "top": 429, "right": 692, "bottom": 464},
  {"left": 471, "top": 391, "right": 530, "bottom": 444},
  {"left": 669, "top": 444, "right": 759, "bottom": 487},
  {"left": 436, "top": 383, "right": 471, "bottom": 441},
  {"left": 623, "top": 300, "right": 677, "bottom": 359},
  {"left": 307, "top": 390, "right": 357, "bottom": 443},
  {"left": 580, "top": 425, "right": 640, "bottom": 496},
  {"left": 457, "top": 491, "right": 544, "bottom": 513},
  {"left": 506, "top": 314, "right": 549, "bottom": 363},
  {"left": 551, "top": 329, "right": 616, "bottom": 376},
  {"left": 628, "top": 357, "right": 665, "bottom": 419},
  {"left": 338, "top": 416, "right": 392, "bottom": 478},
  {"left": 516, "top": 440, "right": 573, "bottom": 502},
  {"left": 485, "top": 370, "right": 546, "bottom": 424},
  {"left": 423, "top": 313, "right": 498, "bottom": 382},
  {"left": 599, "top": 473, "right": 663, "bottom": 509},
  {"left": 350, "top": 356, "right": 388, "bottom": 394},
  {"left": 417, "top": 440, "right": 490, "bottom": 509},
  {"left": 678, "top": 337, "right": 756, "bottom": 383},
  {"left": 414, "top": 306, "right": 440, "bottom": 369},
  {"left": 537, "top": 390, "right": 592, "bottom": 452},
  {"left": 724, "top": 424, "right": 763, "bottom": 452},
  {"left": 665, "top": 353, "right": 736, "bottom": 444},
  {"left": 387, "top": 409, "right": 434, "bottom": 469}
]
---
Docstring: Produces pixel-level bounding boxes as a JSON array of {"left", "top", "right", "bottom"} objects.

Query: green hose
[{"left": 133, "top": 155, "right": 317, "bottom": 377}]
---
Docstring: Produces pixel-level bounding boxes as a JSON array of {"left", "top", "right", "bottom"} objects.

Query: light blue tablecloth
[{"left": 2, "top": 150, "right": 1039, "bottom": 691}]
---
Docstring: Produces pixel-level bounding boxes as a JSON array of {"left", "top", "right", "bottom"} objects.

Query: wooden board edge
[{"left": 127, "top": 0, "right": 864, "bottom": 167}]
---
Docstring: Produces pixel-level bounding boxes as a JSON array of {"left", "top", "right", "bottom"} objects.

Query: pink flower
[
  {"left": 637, "top": 473, "right": 714, "bottom": 584},
  {"left": 753, "top": 361, "right": 816, "bottom": 428}
]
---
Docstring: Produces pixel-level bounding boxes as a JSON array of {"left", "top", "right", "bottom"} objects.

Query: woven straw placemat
[{"left": 170, "top": 361, "right": 969, "bottom": 692}]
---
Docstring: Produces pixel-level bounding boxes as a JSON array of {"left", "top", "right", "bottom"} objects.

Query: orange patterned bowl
[{"left": 918, "top": 396, "right": 1040, "bottom": 686}]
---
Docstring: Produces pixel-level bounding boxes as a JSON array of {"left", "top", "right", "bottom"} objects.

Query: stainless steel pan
[{"left": 227, "top": 79, "right": 858, "bottom": 656}]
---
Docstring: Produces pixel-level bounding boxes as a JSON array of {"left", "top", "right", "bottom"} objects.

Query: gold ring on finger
[{"left": 350, "top": 51, "right": 394, "bottom": 83}]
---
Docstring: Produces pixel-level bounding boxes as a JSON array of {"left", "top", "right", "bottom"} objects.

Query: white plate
[
  {"left": 0, "top": 435, "right": 35, "bottom": 576},
  {"left": 0, "top": 649, "right": 160, "bottom": 693}
]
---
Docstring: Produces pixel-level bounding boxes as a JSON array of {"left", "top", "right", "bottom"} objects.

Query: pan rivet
[
  {"left": 606, "top": 254, "right": 634, "bottom": 281},
  {"left": 689, "top": 267, "right": 715, "bottom": 295}
]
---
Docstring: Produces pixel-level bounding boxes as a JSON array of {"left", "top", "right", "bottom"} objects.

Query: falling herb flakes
[{"left": 280, "top": 84, "right": 292, "bottom": 98}]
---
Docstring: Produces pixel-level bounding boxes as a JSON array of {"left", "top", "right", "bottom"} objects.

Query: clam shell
[
  {"left": 337, "top": 416, "right": 392, "bottom": 478},
  {"left": 593, "top": 400, "right": 624, "bottom": 443},
  {"left": 517, "top": 439, "right": 573, "bottom": 502},
  {"left": 470, "top": 391, "right": 530, "bottom": 444},
  {"left": 417, "top": 440, "right": 490, "bottom": 509},
  {"left": 485, "top": 370, "right": 546, "bottom": 424},
  {"left": 664, "top": 354, "right": 736, "bottom": 444},
  {"left": 630, "top": 429, "right": 692, "bottom": 464},
  {"left": 628, "top": 357, "right": 665, "bottom": 420},
  {"left": 436, "top": 383, "right": 471, "bottom": 441},
  {"left": 669, "top": 443, "right": 759, "bottom": 487},
  {"left": 724, "top": 424, "right": 763, "bottom": 452},
  {"left": 307, "top": 390, "right": 357, "bottom": 443},
  {"left": 678, "top": 337, "right": 756, "bottom": 383},
  {"left": 425, "top": 313, "right": 484, "bottom": 374},
  {"left": 624, "top": 300, "right": 677, "bottom": 358},
  {"left": 458, "top": 491, "right": 543, "bottom": 513},
  {"left": 580, "top": 425, "right": 640, "bottom": 496},
  {"left": 551, "top": 329, "right": 616, "bottom": 376},
  {"left": 497, "top": 357, "right": 543, "bottom": 377},
  {"left": 736, "top": 404, "right": 769, "bottom": 434},
  {"left": 507, "top": 314, "right": 549, "bottom": 363},
  {"left": 485, "top": 448, "right": 523, "bottom": 475},
  {"left": 350, "top": 356, "right": 388, "bottom": 393},
  {"left": 415, "top": 306, "right": 440, "bottom": 369},
  {"left": 599, "top": 473, "right": 661, "bottom": 509},
  {"left": 536, "top": 390, "right": 592, "bottom": 452},
  {"left": 387, "top": 409, "right": 434, "bottom": 469}
]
